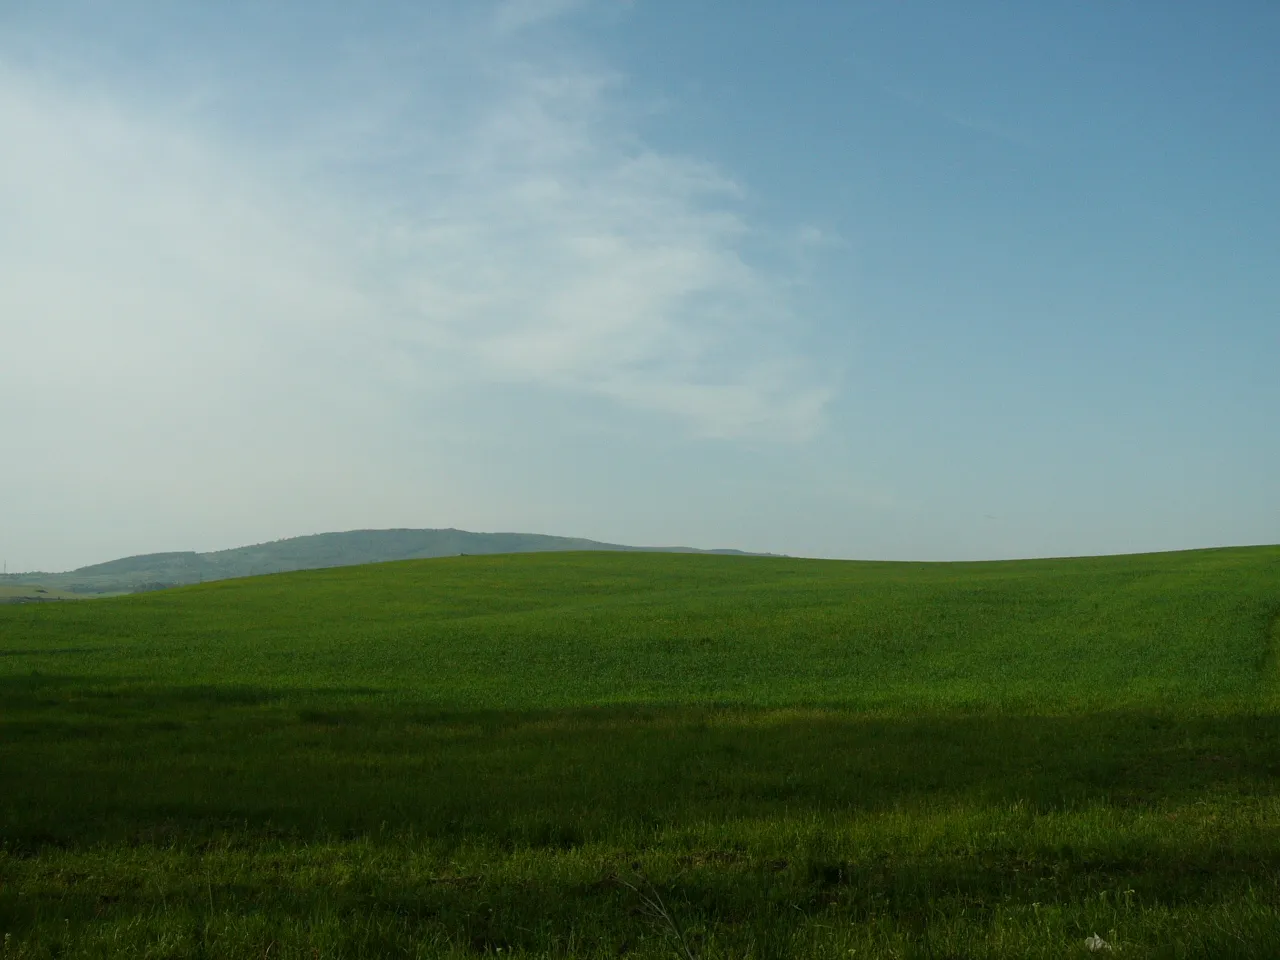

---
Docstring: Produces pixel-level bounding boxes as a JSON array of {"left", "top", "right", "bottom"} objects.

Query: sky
[{"left": 2, "top": 0, "right": 1278, "bottom": 571}]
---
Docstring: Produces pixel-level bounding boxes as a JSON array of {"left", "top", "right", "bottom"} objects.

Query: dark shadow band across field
[{"left": 5, "top": 676, "right": 1280, "bottom": 848}]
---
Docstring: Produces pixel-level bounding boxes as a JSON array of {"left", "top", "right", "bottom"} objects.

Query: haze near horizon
[{"left": 3, "top": 1, "right": 1277, "bottom": 571}]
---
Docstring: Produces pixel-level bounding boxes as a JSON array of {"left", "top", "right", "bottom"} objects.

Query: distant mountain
[{"left": 2, "top": 529, "right": 768, "bottom": 596}]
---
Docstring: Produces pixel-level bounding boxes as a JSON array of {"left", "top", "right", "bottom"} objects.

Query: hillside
[
  {"left": 5, "top": 545, "right": 1277, "bottom": 708},
  {"left": 3, "top": 546, "right": 1279, "bottom": 958},
  {"left": 0, "top": 527, "right": 763, "bottom": 597}
]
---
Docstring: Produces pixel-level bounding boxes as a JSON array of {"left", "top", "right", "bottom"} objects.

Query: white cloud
[
  {"left": 360, "top": 59, "right": 832, "bottom": 438},
  {"left": 0, "top": 66, "right": 367, "bottom": 417},
  {"left": 1, "top": 30, "right": 829, "bottom": 441}
]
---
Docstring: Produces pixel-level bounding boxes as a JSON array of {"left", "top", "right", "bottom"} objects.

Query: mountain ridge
[{"left": 1, "top": 528, "right": 773, "bottom": 596}]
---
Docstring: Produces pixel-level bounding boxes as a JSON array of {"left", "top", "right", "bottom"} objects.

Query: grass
[{"left": 1, "top": 547, "right": 1279, "bottom": 957}]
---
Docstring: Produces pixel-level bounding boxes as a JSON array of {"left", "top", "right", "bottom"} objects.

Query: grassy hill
[
  {"left": 0, "top": 527, "right": 762, "bottom": 597},
  {"left": 2, "top": 547, "right": 1279, "bottom": 957}
]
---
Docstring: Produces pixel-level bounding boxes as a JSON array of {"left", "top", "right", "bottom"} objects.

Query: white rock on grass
[{"left": 1084, "top": 933, "right": 1112, "bottom": 952}]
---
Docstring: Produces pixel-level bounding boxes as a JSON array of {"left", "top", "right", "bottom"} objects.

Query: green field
[{"left": 2, "top": 548, "right": 1279, "bottom": 958}]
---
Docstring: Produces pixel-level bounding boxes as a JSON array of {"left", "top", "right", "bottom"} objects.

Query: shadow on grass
[
  {"left": 3, "top": 676, "right": 1279, "bottom": 850},
  {"left": 0, "top": 648, "right": 108, "bottom": 657}
]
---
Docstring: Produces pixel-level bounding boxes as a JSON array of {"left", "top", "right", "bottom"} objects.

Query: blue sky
[{"left": 1, "top": 0, "right": 1277, "bottom": 570}]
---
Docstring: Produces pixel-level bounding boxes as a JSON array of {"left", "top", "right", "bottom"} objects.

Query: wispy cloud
[
  {"left": 1, "top": 9, "right": 829, "bottom": 445},
  {"left": 370, "top": 61, "right": 831, "bottom": 438},
  {"left": 844, "top": 52, "right": 1038, "bottom": 151},
  {"left": 494, "top": 0, "right": 592, "bottom": 33}
]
